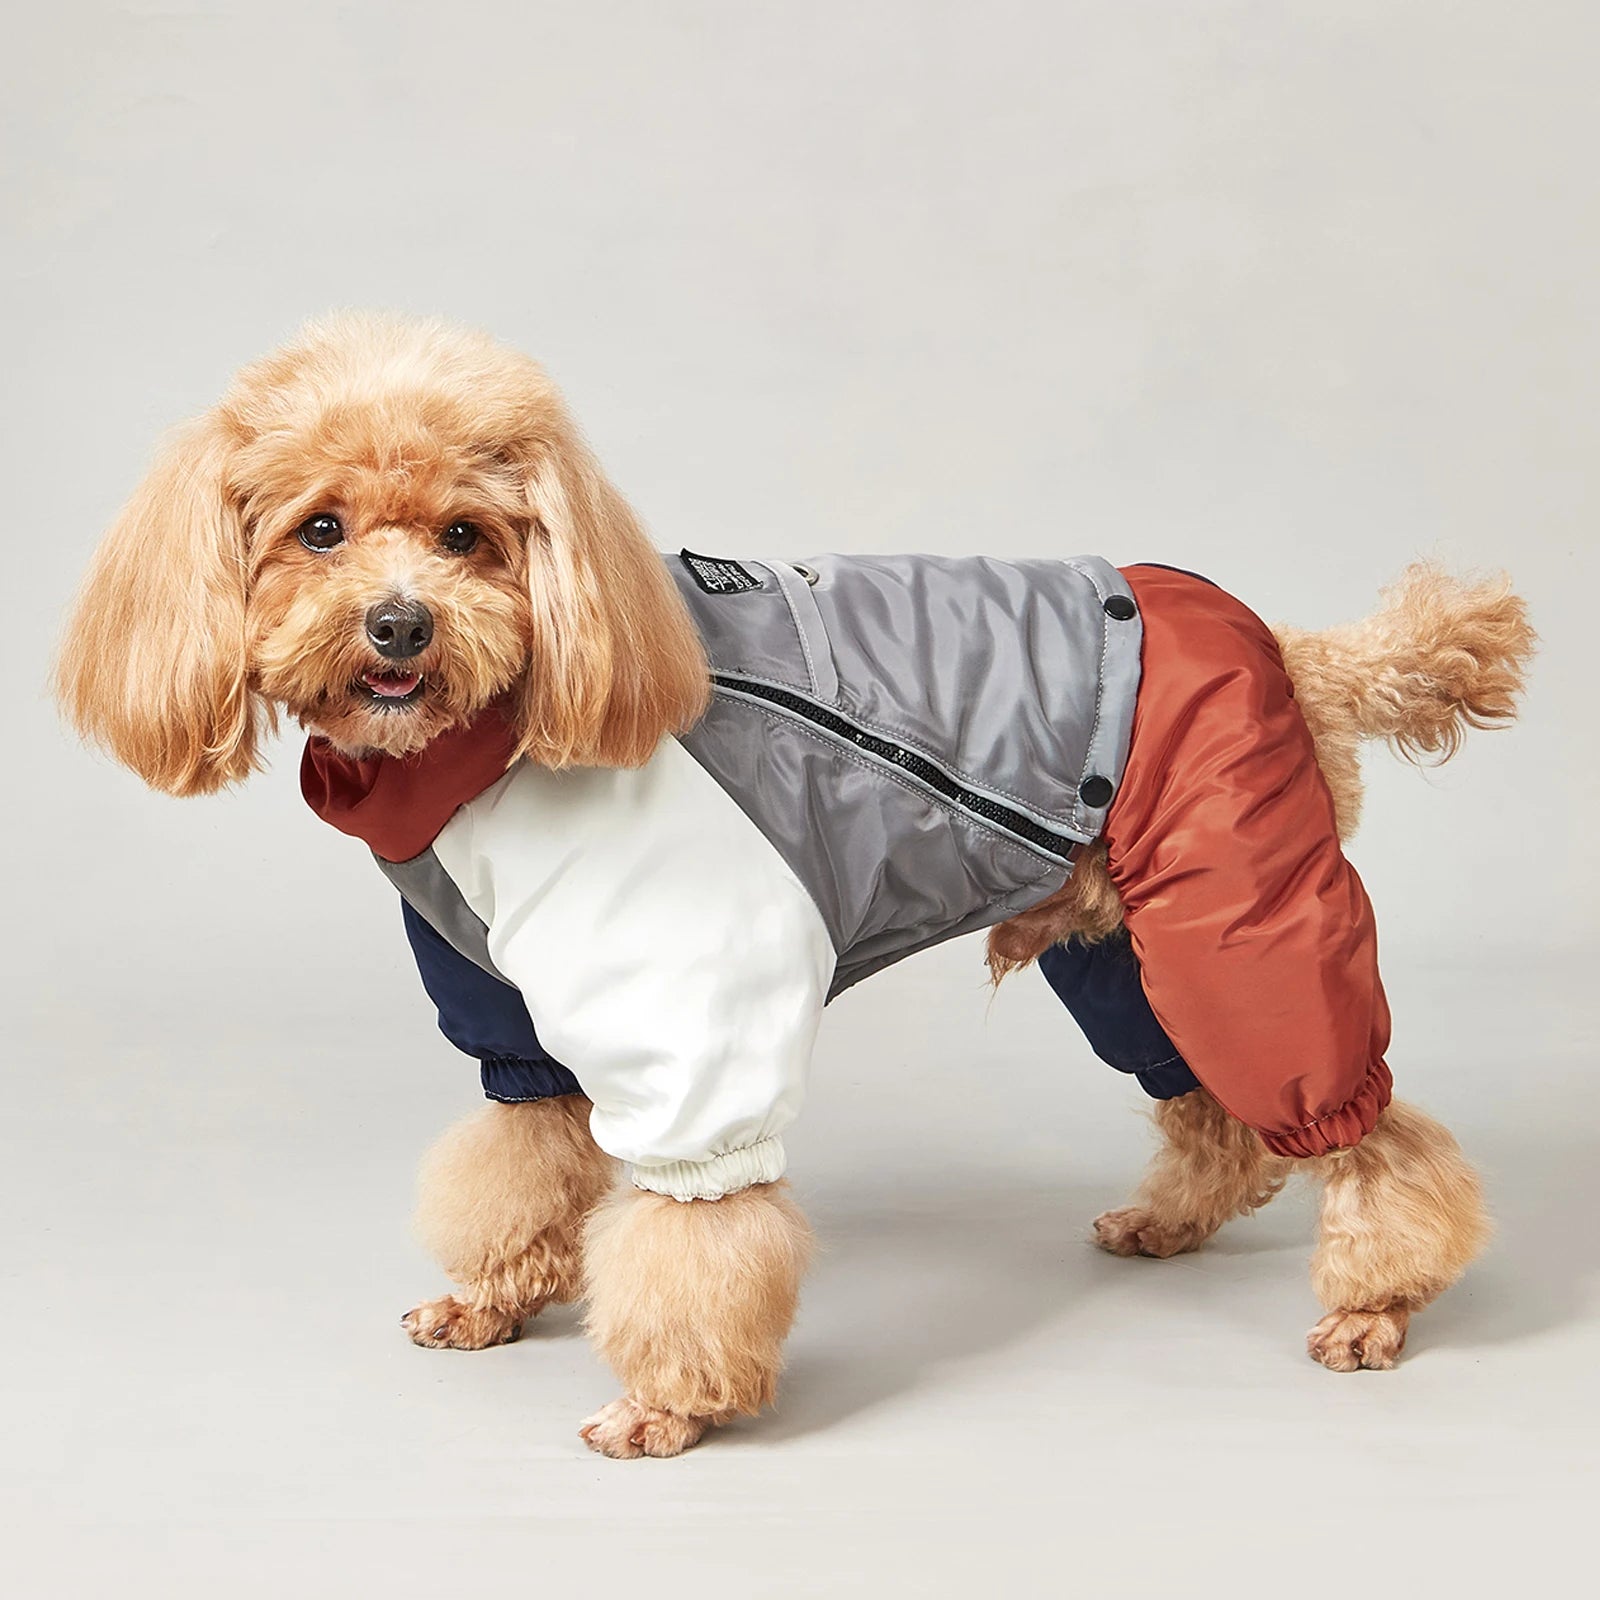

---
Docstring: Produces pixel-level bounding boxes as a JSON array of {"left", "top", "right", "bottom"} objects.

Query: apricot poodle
[{"left": 58, "top": 314, "right": 1533, "bottom": 1457}]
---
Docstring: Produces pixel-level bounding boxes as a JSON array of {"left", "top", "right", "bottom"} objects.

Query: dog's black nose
[{"left": 365, "top": 598, "right": 433, "bottom": 660}]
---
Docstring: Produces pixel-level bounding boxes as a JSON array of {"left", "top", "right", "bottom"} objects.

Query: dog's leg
[
  {"left": 402, "top": 1096, "right": 615, "bottom": 1350},
  {"left": 578, "top": 1181, "right": 813, "bottom": 1459},
  {"left": 1305, "top": 1098, "right": 1490, "bottom": 1371},
  {"left": 1094, "top": 1088, "right": 1292, "bottom": 1258}
]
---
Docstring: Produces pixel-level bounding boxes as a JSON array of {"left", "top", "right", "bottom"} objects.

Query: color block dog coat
[{"left": 304, "top": 555, "right": 1393, "bottom": 1197}]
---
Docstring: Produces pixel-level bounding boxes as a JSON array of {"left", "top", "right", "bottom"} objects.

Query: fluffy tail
[{"left": 1276, "top": 564, "right": 1535, "bottom": 766}]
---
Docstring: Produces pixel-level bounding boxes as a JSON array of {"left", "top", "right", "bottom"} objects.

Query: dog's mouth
[{"left": 353, "top": 668, "right": 426, "bottom": 708}]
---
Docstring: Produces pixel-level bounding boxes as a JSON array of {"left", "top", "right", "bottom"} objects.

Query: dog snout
[{"left": 365, "top": 598, "right": 434, "bottom": 660}]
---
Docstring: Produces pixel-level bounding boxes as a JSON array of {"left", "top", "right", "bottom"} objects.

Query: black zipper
[{"left": 712, "top": 673, "right": 1083, "bottom": 864}]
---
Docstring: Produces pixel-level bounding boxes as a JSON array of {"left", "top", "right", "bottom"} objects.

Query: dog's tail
[{"left": 1275, "top": 564, "right": 1535, "bottom": 766}]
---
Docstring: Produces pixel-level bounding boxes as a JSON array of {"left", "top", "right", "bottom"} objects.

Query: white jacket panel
[{"left": 430, "top": 736, "right": 836, "bottom": 1199}]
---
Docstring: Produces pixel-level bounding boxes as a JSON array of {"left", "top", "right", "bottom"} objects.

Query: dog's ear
[
  {"left": 57, "top": 411, "right": 262, "bottom": 796},
  {"left": 517, "top": 414, "right": 709, "bottom": 768}
]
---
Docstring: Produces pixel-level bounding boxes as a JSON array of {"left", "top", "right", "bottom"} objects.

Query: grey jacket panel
[
  {"left": 680, "top": 695, "right": 1069, "bottom": 997},
  {"left": 380, "top": 847, "right": 506, "bottom": 981},
  {"left": 671, "top": 552, "right": 1143, "bottom": 996}
]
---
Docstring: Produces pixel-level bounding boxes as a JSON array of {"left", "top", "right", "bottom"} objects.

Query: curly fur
[
  {"left": 1302, "top": 1099, "right": 1491, "bottom": 1372},
  {"left": 581, "top": 1182, "right": 813, "bottom": 1423},
  {"left": 403, "top": 1097, "right": 616, "bottom": 1349},
  {"left": 985, "top": 842, "right": 1124, "bottom": 981},
  {"left": 1092, "top": 1089, "right": 1292, "bottom": 1259},
  {"left": 55, "top": 416, "right": 267, "bottom": 794},
  {"left": 1308, "top": 1099, "right": 1492, "bottom": 1318},
  {"left": 1276, "top": 563, "right": 1534, "bottom": 838},
  {"left": 1087, "top": 1090, "right": 1490, "bottom": 1371}
]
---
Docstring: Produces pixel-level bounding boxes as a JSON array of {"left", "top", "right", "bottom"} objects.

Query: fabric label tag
[{"left": 680, "top": 549, "right": 762, "bottom": 595}]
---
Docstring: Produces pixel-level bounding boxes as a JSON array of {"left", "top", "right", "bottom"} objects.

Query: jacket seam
[
  {"left": 834, "top": 697, "right": 1063, "bottom": 815},
  {"left": 713, "top": 677, "right": 1082, "bottom": 833},
  {"left": 484, "top": 1090, "right": 580, "bottom": 1104},
  {"left": 812, "top": 556, "right": 1122, "bottom": 818},
  {"left": 732, "top": 699, "right": 1076, "bottom": 876},
  {"left": 1278, "top": 1067, "right": 1386, "bottom": 1134},
  {"left": 747, "top": 714, "right": 1067, "bottom": 900},
  {"left": 1064, "top": 558, "right": 1113, "bottom": 832},
  {"left": 766, "top": 563, "right": 821, "bottom": 694}
]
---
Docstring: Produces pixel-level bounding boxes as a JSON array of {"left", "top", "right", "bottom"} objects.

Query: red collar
[{"left": 300, "top": 702, "right": 521, "bottom": 863}]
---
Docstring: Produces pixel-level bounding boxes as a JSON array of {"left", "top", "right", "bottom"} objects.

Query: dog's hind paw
[
  {"left": 1306, "top": 1307, "right": 1410, "bottom": 1371},
  {"left": 579, "top": 1397, "right": 710, "bottom": 1459},
  {"left": 401, "top": 1295, "right": 523, "bottom": 1350},
  {"left": 1092, "top": 1206, "right": 1208, "bottom": 1259}
]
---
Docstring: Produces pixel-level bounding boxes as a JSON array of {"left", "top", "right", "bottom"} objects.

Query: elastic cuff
[
  {"left": 1134, "top": 1058, "right": 1203, "bottom": 1100},
  {"left": 481, "top": 1057, "right": 584, "bottom": 1104},
  {"left": 1258, "top": 1061, "right": 1394, "bottom": 1158},
  {"left": 630, "top": 1137, "right": 787, "bottom": 1202}
]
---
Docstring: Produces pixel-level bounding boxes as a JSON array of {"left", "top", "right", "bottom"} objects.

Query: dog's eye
[
  {"left": 441, "top": 520, "right": 480, "bottom": 555},
  {"left": 298, "top": 513, "right": 345, "bottom": 551}
]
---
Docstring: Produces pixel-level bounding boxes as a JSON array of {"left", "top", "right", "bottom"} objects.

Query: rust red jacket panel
[{"left": 1106, "top": 566, "right": 1393, "bottom": 1157}]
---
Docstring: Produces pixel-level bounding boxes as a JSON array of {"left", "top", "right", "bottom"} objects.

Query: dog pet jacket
[{"left": 303, "top": 555, "right": 1393, "bottom": 1199}]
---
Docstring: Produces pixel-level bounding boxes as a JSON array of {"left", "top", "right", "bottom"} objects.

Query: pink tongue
[{"left": 364, "top": 671, "right": 421, "bottom": 698}]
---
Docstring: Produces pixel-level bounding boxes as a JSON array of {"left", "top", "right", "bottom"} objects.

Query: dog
[{"left": 57, "top": 313, "right": 1534, "bottom": 1458}]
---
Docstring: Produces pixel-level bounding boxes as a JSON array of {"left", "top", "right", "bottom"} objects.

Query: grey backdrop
[{"left": 4, "top": 3, "right": 1596, "bottom": 1596}]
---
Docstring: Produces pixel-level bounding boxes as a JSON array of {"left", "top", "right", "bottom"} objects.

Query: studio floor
[{"left": 4, "top": 945, "right": 1594, "bottom": 1598}]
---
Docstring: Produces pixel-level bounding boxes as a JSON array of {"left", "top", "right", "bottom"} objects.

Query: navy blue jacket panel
[
  {"left": 401, "top": 900, "right": 583, "bottom": 1104},
  {"left": 1037, "top": 934, "right": 1201, "bottom": 1100}
]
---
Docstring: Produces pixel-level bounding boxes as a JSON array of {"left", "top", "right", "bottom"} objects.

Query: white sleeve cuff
[{"left": 630, "top": 1137, "right": 787, "bottom": 1202}]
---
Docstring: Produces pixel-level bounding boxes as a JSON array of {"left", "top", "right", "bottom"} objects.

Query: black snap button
[
  {"left": 1079, "top": 775, "right": 1114, "bottom": 808},
  {"left": 1104, "top": 593, "right": 1137, "bottom": 621}
]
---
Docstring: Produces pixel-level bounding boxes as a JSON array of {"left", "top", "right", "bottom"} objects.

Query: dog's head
[{"left": 57, "top": 314, "right": 710, "bottom": 794}]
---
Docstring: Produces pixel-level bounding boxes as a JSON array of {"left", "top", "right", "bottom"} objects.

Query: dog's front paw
[
  {"left": 1306, "top": 1307, "right": 1410, "bottom": 1371},
  {"left": 1093, "top": 1206, "right": 1207, "bottom": 1259},
  {"left": 578, "top": 1396, "right": 709, "bottom": 1459},
  {"left": 401, "top": 1295, "right": 523, "bottom": 1350}
]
